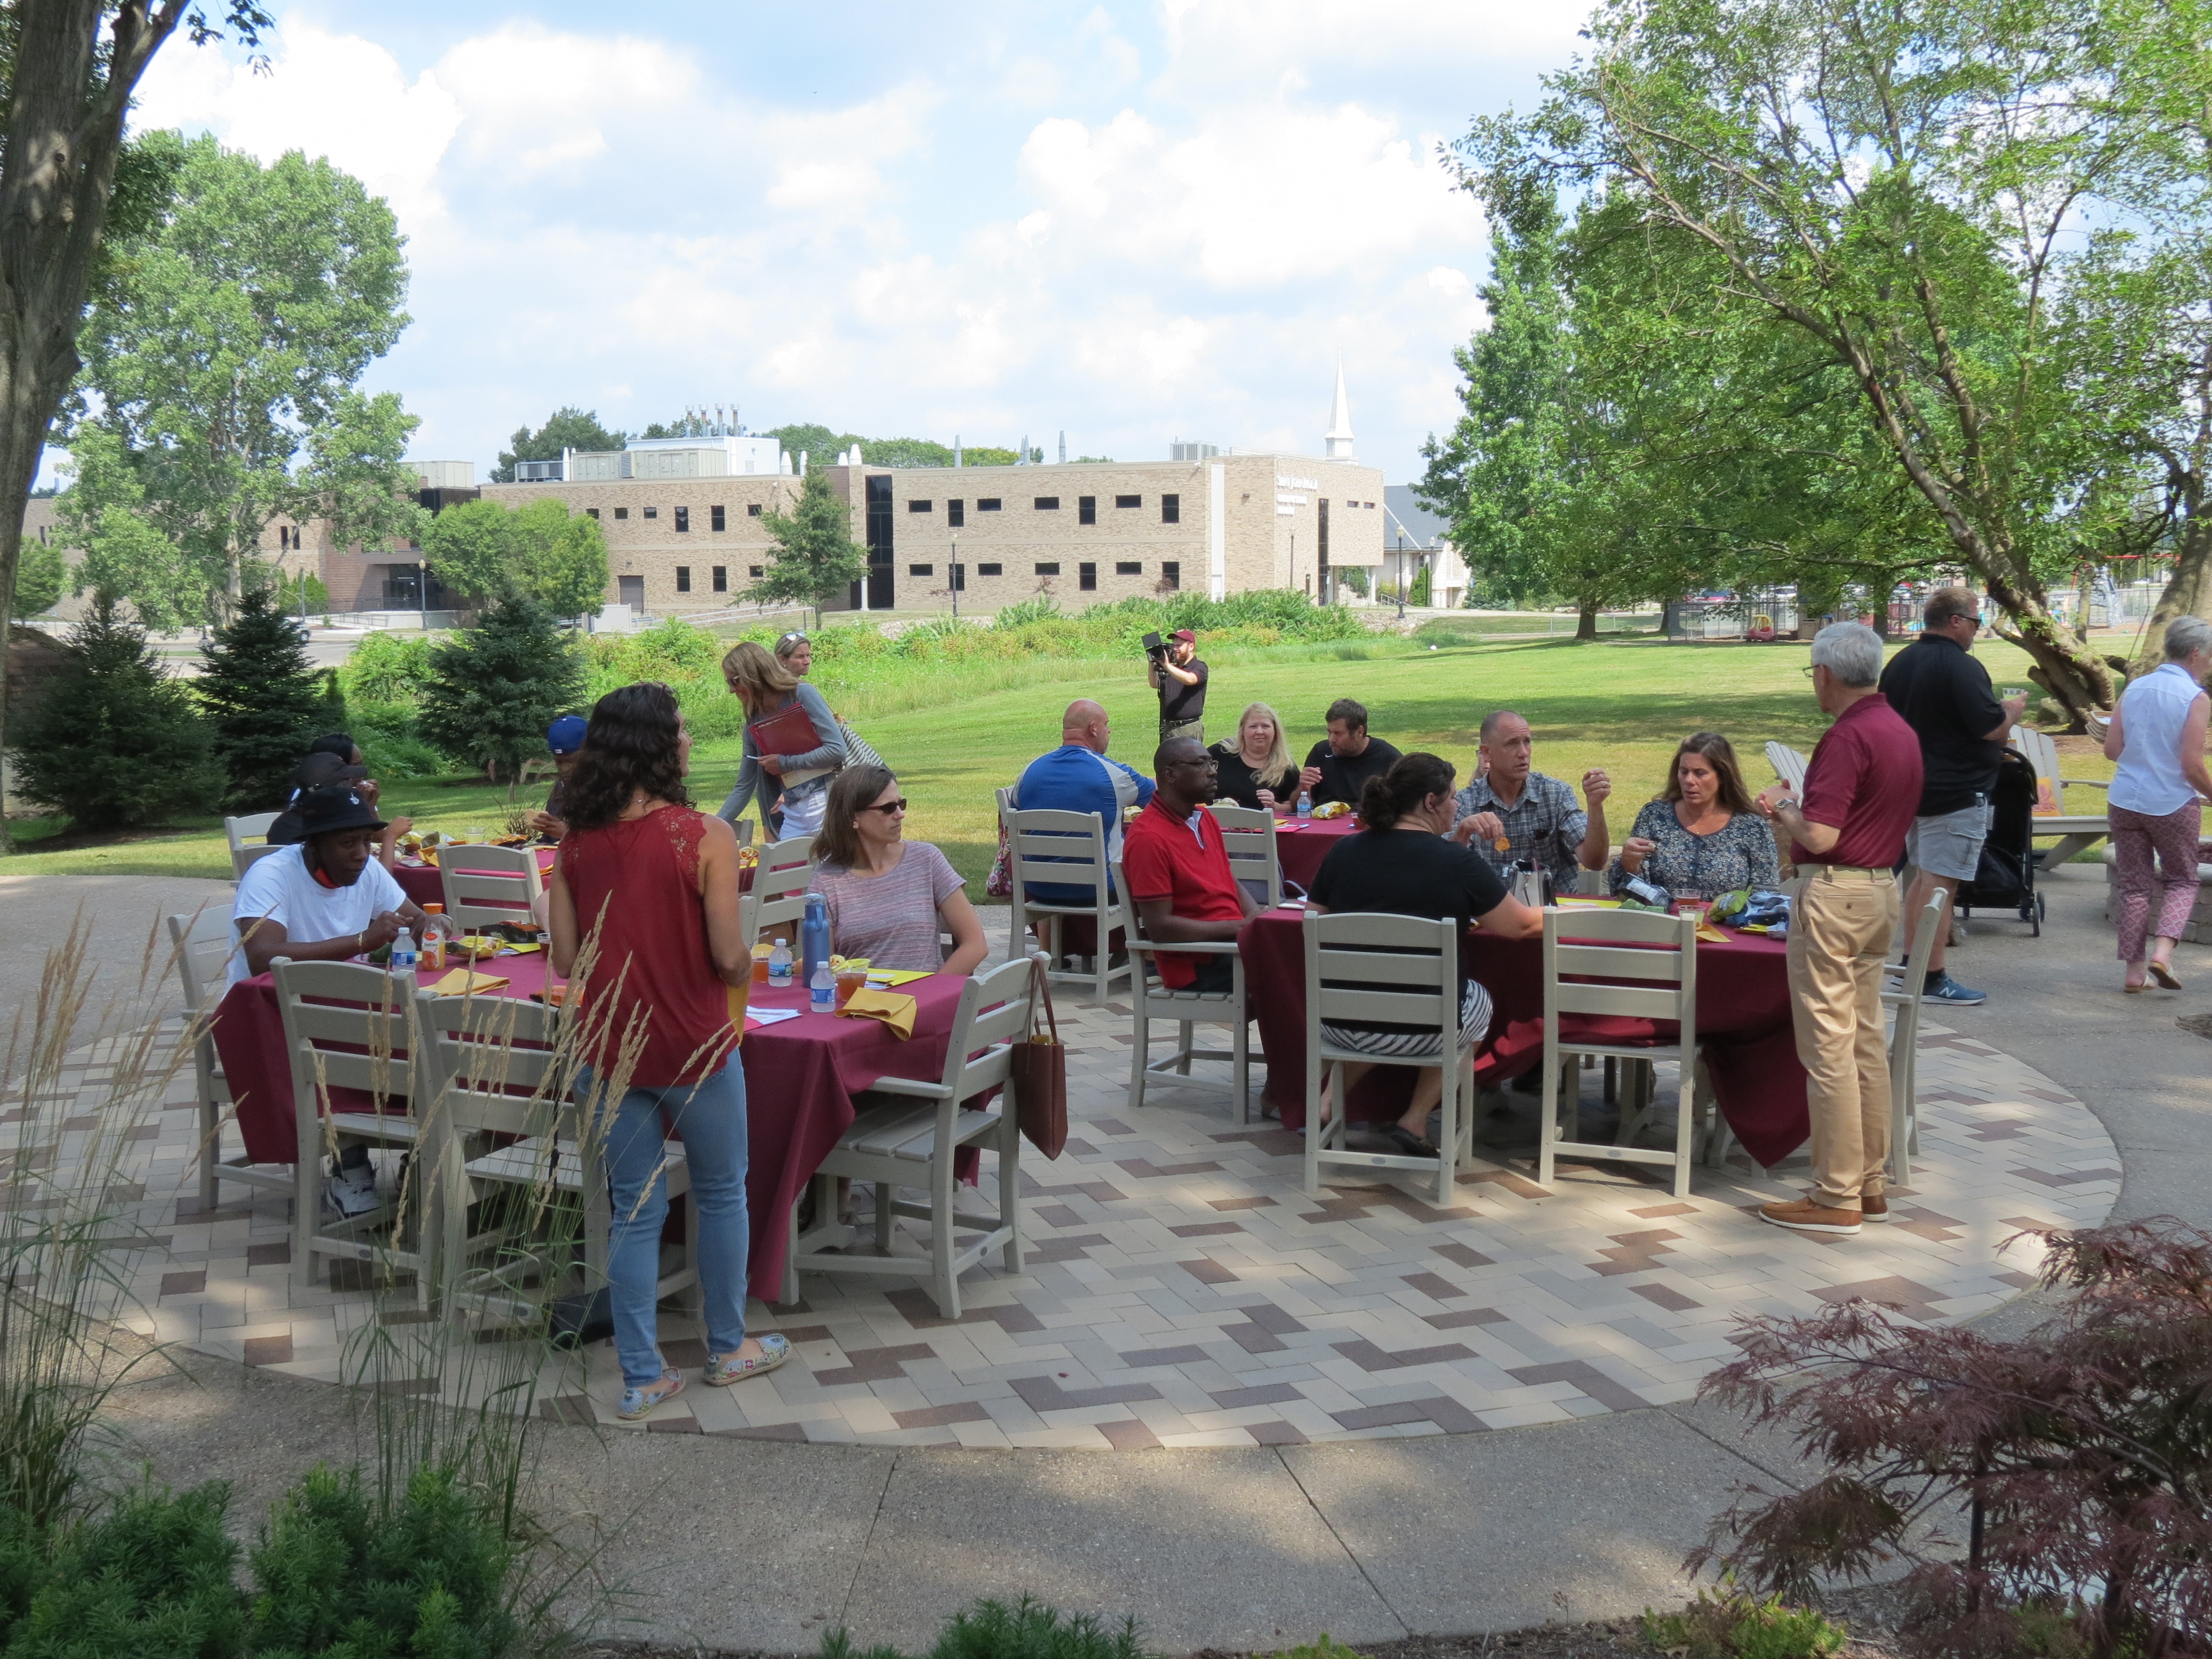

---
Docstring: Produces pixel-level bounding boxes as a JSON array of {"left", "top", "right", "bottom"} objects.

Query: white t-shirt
[{"left": 229, "top": 845, "right": 410, "bottom": 987}]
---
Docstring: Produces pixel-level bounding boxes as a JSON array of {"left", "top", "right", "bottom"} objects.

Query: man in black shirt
[
  {"left": 1297, "top": 697, "right": 1402, "bottom": 808},
  {"left": 1877, "top": 588, "right": 2027, "bottom": 1006},
  {"left": 1150, "top": 628, "right": 1208, "bottom": 745}
]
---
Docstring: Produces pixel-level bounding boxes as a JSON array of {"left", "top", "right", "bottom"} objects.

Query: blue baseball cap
[{"left": 546, "top": 715, "right": 589, "bottom": 755}]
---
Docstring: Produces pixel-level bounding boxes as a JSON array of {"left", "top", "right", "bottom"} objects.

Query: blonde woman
[
  {"left": 1211, "top": 702, "right": 1298, "bottom": 810},
  {"left": 717, "top": 640, "right": 846, "bottom": 838}
]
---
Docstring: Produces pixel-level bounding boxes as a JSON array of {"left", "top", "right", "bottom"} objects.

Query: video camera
[{"left": 1141, "top": 630, "right": 1169, "bottom": 665}]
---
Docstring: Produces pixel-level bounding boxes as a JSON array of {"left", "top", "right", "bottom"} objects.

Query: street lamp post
[{"left": 1396, "top": 533, "right": 1406, "bottom": 621}]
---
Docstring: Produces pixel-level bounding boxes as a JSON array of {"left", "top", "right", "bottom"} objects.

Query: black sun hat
[{"left": 291, "top": 783, "right": 387, "bottom": 839}]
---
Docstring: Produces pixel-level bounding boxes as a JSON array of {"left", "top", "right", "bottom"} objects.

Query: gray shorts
[{"left": 1907, "top": 797, "right": 1991, "bottom": 882}]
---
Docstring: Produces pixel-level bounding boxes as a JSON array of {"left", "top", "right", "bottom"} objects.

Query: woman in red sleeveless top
[{"left": 549, "top": 682, "right": 791, "bottom": 1420}]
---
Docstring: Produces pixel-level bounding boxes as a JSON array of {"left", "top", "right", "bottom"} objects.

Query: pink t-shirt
[{"left": 813, "top": 841, "right": 965, "bottom": 972}]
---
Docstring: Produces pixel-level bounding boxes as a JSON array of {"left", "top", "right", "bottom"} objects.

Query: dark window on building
[
  {"left": 749, "top": 565, "right": 764, "bottom": 577},
  {"left": 977, "top": 498, "right": 1001, "bottom": 512},
  {"left": 909, "top": 563, "right": 933, "bottom": 577},
  {"left": 864, "top": 473, "right": 894, "bottom": 609},
  {"left": 585, "top": 507, "right": 600, "bottom": 520},
  {"left": 1034, "top": 496, "right": 1060, "bottom": 510},
  {"left": 908, "top": 499, "right": 933, "bottom": 513},
  {"left": 947, "top": 499, "right": 964, "bottom": 528},
  {"left": 644, "top": 506, "right": 658, "bottom": 519},
  {"left": 675, "top": 566, "right": 691, "bottom": 592},
  {"left": 1079, "top": 562, "right": 1098, "bottom": 592},
  {"left": 1078, "top": 495, "right": 1097, "bottom": 524},
  {"left": 711, "top": 504, "right": 726, "bottom": 531},
  {"left": 1162, "top": 561, "right": 1180, "bottom": 590},
  {"left": 1115, "top": 494, "right": 1141, "bottom": 509},
  {"left": 977, "top": 561, "right": 1001, "bottom": 575},
  {"left": 1115, "top": 561, "right": 1141, "bottom": 575},
  {"left": 1161, "top": 493, "right": 1180, "bottom": 524},
  {"left": 711, "top": 566, "right": 727, "bottom": 592},
  {"left": 614, "top": 507, "right": 629, "bottom": 520},
  {"left": 674, "top": 505, "right": 690, "bottom": 532},
  {"left": 747, "top": 503, "right": 763, "bottom": 517},
  {"left": 1034, "top": 562, "right": 1061, "bottom": 576}
]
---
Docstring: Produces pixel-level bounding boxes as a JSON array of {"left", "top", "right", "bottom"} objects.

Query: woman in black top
[
  {"left": 1308, "top": 753, "right": 1544, "bottom": 1156},
  {"left": 1211, "top": 701, "right": 1299, "bottom": 810}
]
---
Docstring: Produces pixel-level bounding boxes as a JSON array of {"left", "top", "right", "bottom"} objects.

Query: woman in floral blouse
[{"left": 1607, "top": 732, "right": 1779, "bottom": 900}]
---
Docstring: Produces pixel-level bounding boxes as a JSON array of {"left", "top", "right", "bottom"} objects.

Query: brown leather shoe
[
  {"left": 1757, "top": 1198, "right": 1863, "bottom": 1235},
  {"left": 1860, "top": 1194, "right": 1891, "bottom": 1222}
]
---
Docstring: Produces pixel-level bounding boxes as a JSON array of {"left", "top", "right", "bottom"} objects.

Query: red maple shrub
[{"left": 1688, "top": 1220, "right": 2212, "bottom": 1659}]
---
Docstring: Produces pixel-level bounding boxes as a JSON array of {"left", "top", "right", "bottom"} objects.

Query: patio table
[
  {"left": 1267, "top": 812, "right": 1361, "bottom": 891},
  {"left": 208, "top": 948, "right": 973, "bottom": 1301},
  {"left": 1238, "top": 903, "right": 1812, "bottom": 1167},
  {"left": 392, "top": 847, "right": 755, "bottom": 913}
]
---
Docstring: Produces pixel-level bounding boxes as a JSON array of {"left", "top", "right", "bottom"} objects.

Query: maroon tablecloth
[
  {"left": 1271, "top": 815, "right": 1360, "bottom": 891},
  {"left": 1238, "top": 905, "right": 1811, "bottom": 1167},
  {"left": 209, "top": 950, "right": 973, "bottom": 1301}
]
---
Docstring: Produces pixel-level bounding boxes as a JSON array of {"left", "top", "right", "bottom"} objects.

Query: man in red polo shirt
[
  {"left": 1121, "top": 737, "right": 1259, "bottom": 993},
  {"left": 1754, "top": 621, "right": 1923, "bottom": 1237}
]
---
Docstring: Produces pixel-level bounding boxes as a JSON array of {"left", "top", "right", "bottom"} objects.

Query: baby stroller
[{"left": 1953, "top": 747, "right": 2044, "bottom": 936}]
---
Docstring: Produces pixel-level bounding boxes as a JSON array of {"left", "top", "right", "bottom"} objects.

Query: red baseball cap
[{"left": 1170, "top": 628, "right": 1196, "bottom": 643}]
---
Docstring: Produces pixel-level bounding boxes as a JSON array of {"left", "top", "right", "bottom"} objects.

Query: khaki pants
[
  {"left": 1160, "top": 717, "right": 1204, "bottom": 747},
  {"left": 1784, "top": 865, "right": 1898, "bottom": 1208}
]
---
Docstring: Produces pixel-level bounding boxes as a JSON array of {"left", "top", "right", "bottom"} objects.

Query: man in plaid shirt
[{"left": 1449, "top": 709, "right": 1613, "bottom": 894}]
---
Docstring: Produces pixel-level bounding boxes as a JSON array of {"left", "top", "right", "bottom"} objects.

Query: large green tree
[
  {"left": 421, "top": 497, "right": 608, "bottom": 618},
  {"left": 490, "top": 406, "right": 624, "bottom": 483},
  {"left": 0, "top": 2, "right": 271, "bottom": 853},
  {"left": 9, "top": 534, "right": 63, "bottom": 620},
  {"left": 753, "top": 469, "right": 866, "bottom": 618},
  {"left": 60, "top": 130, "right": 418, "bottom": 623},
  {"left": 1488, "top": 0, "right": 2205, "bottom": 718}
]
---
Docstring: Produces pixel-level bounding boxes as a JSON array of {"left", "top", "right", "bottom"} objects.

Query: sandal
[
  {"left": 2148, "top": 960, "right": 2183, "bottom": 991},
  {"left": 617, "top": 1369, "right": 685, "bottom": 1421},
  {"left": 705, "top": 1333, "right": 792, "bottom": 1386},
  {"left": 1381, "top": 1124, "right": 1441, "bottom": 1160}
]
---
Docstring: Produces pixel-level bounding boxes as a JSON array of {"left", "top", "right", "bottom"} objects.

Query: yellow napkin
[
  {"left": 727, "top": 980, "right": 751, "bottom": 1032},
  {"left": 427, "top": 968, "right": 509, "bottom": 995},
  {"left": 1695, "top": 922, "right": 1730, "bottom": 945},
  {"left": 836, "top": 988, "right": 917, "bottom": 1038},
  {"left": 865, "top": 969, "right": 933, "bottom": 987},
  {"left": 495, "top": 941, "right": 542, "bottom": 956}
]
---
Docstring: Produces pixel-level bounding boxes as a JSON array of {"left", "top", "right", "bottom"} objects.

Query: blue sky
[{"left": 123, "top": 1, "right": 1594, "bottom": 487}]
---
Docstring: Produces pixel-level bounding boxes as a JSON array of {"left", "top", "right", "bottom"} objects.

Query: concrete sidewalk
[{"left": 38, "top": 862, "right": 2212, "bottom": 1654}]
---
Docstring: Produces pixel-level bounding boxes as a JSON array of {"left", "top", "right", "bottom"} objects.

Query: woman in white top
[{"left": 2102, "top": 614, "right": 2212, "bottom": 992}]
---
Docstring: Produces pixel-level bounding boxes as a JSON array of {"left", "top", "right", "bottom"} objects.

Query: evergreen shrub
[
  {"left": 198, "top": 586, "right": 330, "bottom": 811},
  {"left": 823, "top": 1595, "right": 1146, "bottom": 1659},
  {"left": 419, "top": 600, "right": 585, "bottom": 786}
]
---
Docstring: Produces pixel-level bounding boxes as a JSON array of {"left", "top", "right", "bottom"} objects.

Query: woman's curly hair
[{"left": 561, "top": 682, "right": 691, "bottom": 831}]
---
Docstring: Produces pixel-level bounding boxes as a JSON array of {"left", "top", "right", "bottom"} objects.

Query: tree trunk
[
  {"left": 2128, "top": 515, "right": 2211, "bottom": 682},
  {"left": 0, "top": 2, "right": 199, "bottom": 854},
  {"left": 1982, "top": 570, "right": 2116, "bottom": 732},
  {"left": 1575, "top": 601, "right": 1598, "bottom": 640}
]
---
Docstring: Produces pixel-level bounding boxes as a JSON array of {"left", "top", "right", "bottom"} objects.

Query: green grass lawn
[{"left": 2, "top": 634, "right": 2092, "bottom": 890}]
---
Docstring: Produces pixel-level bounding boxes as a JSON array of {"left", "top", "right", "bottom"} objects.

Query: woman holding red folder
[{"left": 716, "top": 640, "right": 847, "bottom": 839}]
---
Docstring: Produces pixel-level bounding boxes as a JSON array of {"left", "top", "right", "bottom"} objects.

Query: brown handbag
[{"left": 1008, "top": 959, "right": 1068, "bottom": 1159}]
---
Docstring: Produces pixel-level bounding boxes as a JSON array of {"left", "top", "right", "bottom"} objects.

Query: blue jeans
[{"left": 580, "top": 1063, "right": 750, "bottom": 1387}]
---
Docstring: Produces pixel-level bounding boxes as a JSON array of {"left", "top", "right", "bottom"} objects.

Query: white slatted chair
[
  {"left": 1109, "top": 858, "right": 1253, "bottom": 1120},
  {"left": 1764, "top": 742, "right": 1809, "bottom": 794},
  {"left": 752, "top": 833, "right": 816, "bottom": 945},
  {"left": 1004, "top": 806, "right": 1126, "bottom": 1003},
  {"left": 1301, "top": 910, "right": 1474, "bottom": 1208},
  {"left": 1879, "top": 888, "right": 1949, "bottom": 1186},
  {"left": 2011, "top": 723, "right": 2111, "bottom": 867},
  {"left": 226, "top": 812, "right": 283, "bottom": 880},
  {"left": 439, "top": 843, "right": 544, "bottom": 934},
  {"left": 1535, "top": 907, "right": 1706, "bottom": 1199},
  {"left": 414, "top": 991, "right": 697, "bottom": 1321},
  {"left": 270, "top": 959, "right": 427, "bottom": 1288},
  {"left": 787, "top": 953, "right": 1034, "bottom": 1317},
  {"left": 1207, "top": 804, "right": 1283, "bottom": 908},
  {"left": 166, "top": 910, "right": 293, "bottom": 1207}
]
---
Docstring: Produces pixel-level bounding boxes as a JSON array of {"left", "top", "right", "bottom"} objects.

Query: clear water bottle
[
  {"left": 390, "top": 927, "right": 417, "bottom": 974},
  {"left": 810, "top": 958, "right": 837, "bottom": 1013},
  {"left": 768, "top": 936, "right": 794, "bottom": 988},
  {"left": 800, "top": 893, "right": 832, "bottom": 990},
  {"left": 1296, "top": 789, "right": 1313, "bottom": 820}
]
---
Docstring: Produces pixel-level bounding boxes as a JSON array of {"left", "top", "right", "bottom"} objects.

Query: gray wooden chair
[
  {"left": 1110, "top": 858, "right": 1253, "bottom": 1120},
  {"left": 1003, "top": 805, "right": 1126, "bottom": 1003},
  {"left": 166, "top": 909, "right": 292, "bottom": 1207}
]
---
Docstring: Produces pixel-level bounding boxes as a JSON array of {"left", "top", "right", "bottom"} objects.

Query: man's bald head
[{"left": 1063, "top": 699, "right": 1110, "bottom": 753}]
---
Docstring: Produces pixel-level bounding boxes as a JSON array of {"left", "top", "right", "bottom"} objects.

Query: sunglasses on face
[{"left": 862, "top": 798, "right": 910, "bottom": 816}]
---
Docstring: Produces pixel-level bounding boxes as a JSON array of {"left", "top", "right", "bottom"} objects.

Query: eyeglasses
[
  {"left": 862, "top": 798, "right": 910, "bottom": 815},
  {"left": 1162, "top": 756, "right": 1214, "bottom": 772}
]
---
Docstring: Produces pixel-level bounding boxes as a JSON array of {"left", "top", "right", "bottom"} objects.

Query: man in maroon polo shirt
[
  {"left": 1121, "top": 737, "right": 1258, "bottom": 994},
  {"left": 1753, "top": 621, "right": 1923, "bottom": 1237}
]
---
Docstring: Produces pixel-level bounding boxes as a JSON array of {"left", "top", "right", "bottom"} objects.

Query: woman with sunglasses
[
  {"left": 719, "top": 639, "right": 846, "bottom": 838},
  {"left": 810, "top": 764, "right": 988, "bottom": 974}
]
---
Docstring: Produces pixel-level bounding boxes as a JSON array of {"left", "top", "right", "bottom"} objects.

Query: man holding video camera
[{"left": 1147, "top": 627, "right": 1209, "bottom": 746}]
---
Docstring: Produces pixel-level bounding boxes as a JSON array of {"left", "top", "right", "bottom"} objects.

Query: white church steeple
[{"left": 1324, "top": 356, "right": 1355, "bottom": 460}]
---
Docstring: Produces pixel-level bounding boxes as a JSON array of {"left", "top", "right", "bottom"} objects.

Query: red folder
[{"left": 750, "top": 700, "right": 824, "bottom": 759}]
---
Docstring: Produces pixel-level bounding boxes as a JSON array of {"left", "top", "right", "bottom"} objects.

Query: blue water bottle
[{"left": 800, "top": 893, "right": 832, "bottom": 994}]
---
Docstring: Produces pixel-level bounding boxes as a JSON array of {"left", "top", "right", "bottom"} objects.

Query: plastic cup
[{"left": 836, "top": 966, "right": 869, "bottom": 1009}]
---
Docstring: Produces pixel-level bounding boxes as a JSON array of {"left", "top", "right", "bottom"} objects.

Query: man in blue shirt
[{"left": 1014, "top": 699, "right": 1154, "bottom": 904}]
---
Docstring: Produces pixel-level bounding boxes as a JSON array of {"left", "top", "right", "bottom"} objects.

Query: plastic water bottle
[
  {"left": 810, "top": 958, "right": 837, "bottom": 1013},
  {"left": 800, "top": 893, "right": 832, "bottom": 990},
  {"left": 390, "top": 928, "right": 417, "bottom": 975},
  {"left": 768, "top": 936, "right": 794, "bottom": 988},
  {"left": 1296, "top": 789, "right": 1312, "bottom": 820},
  {"left": 418, "top": 904, "right": 450, "bottom": 972}
]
